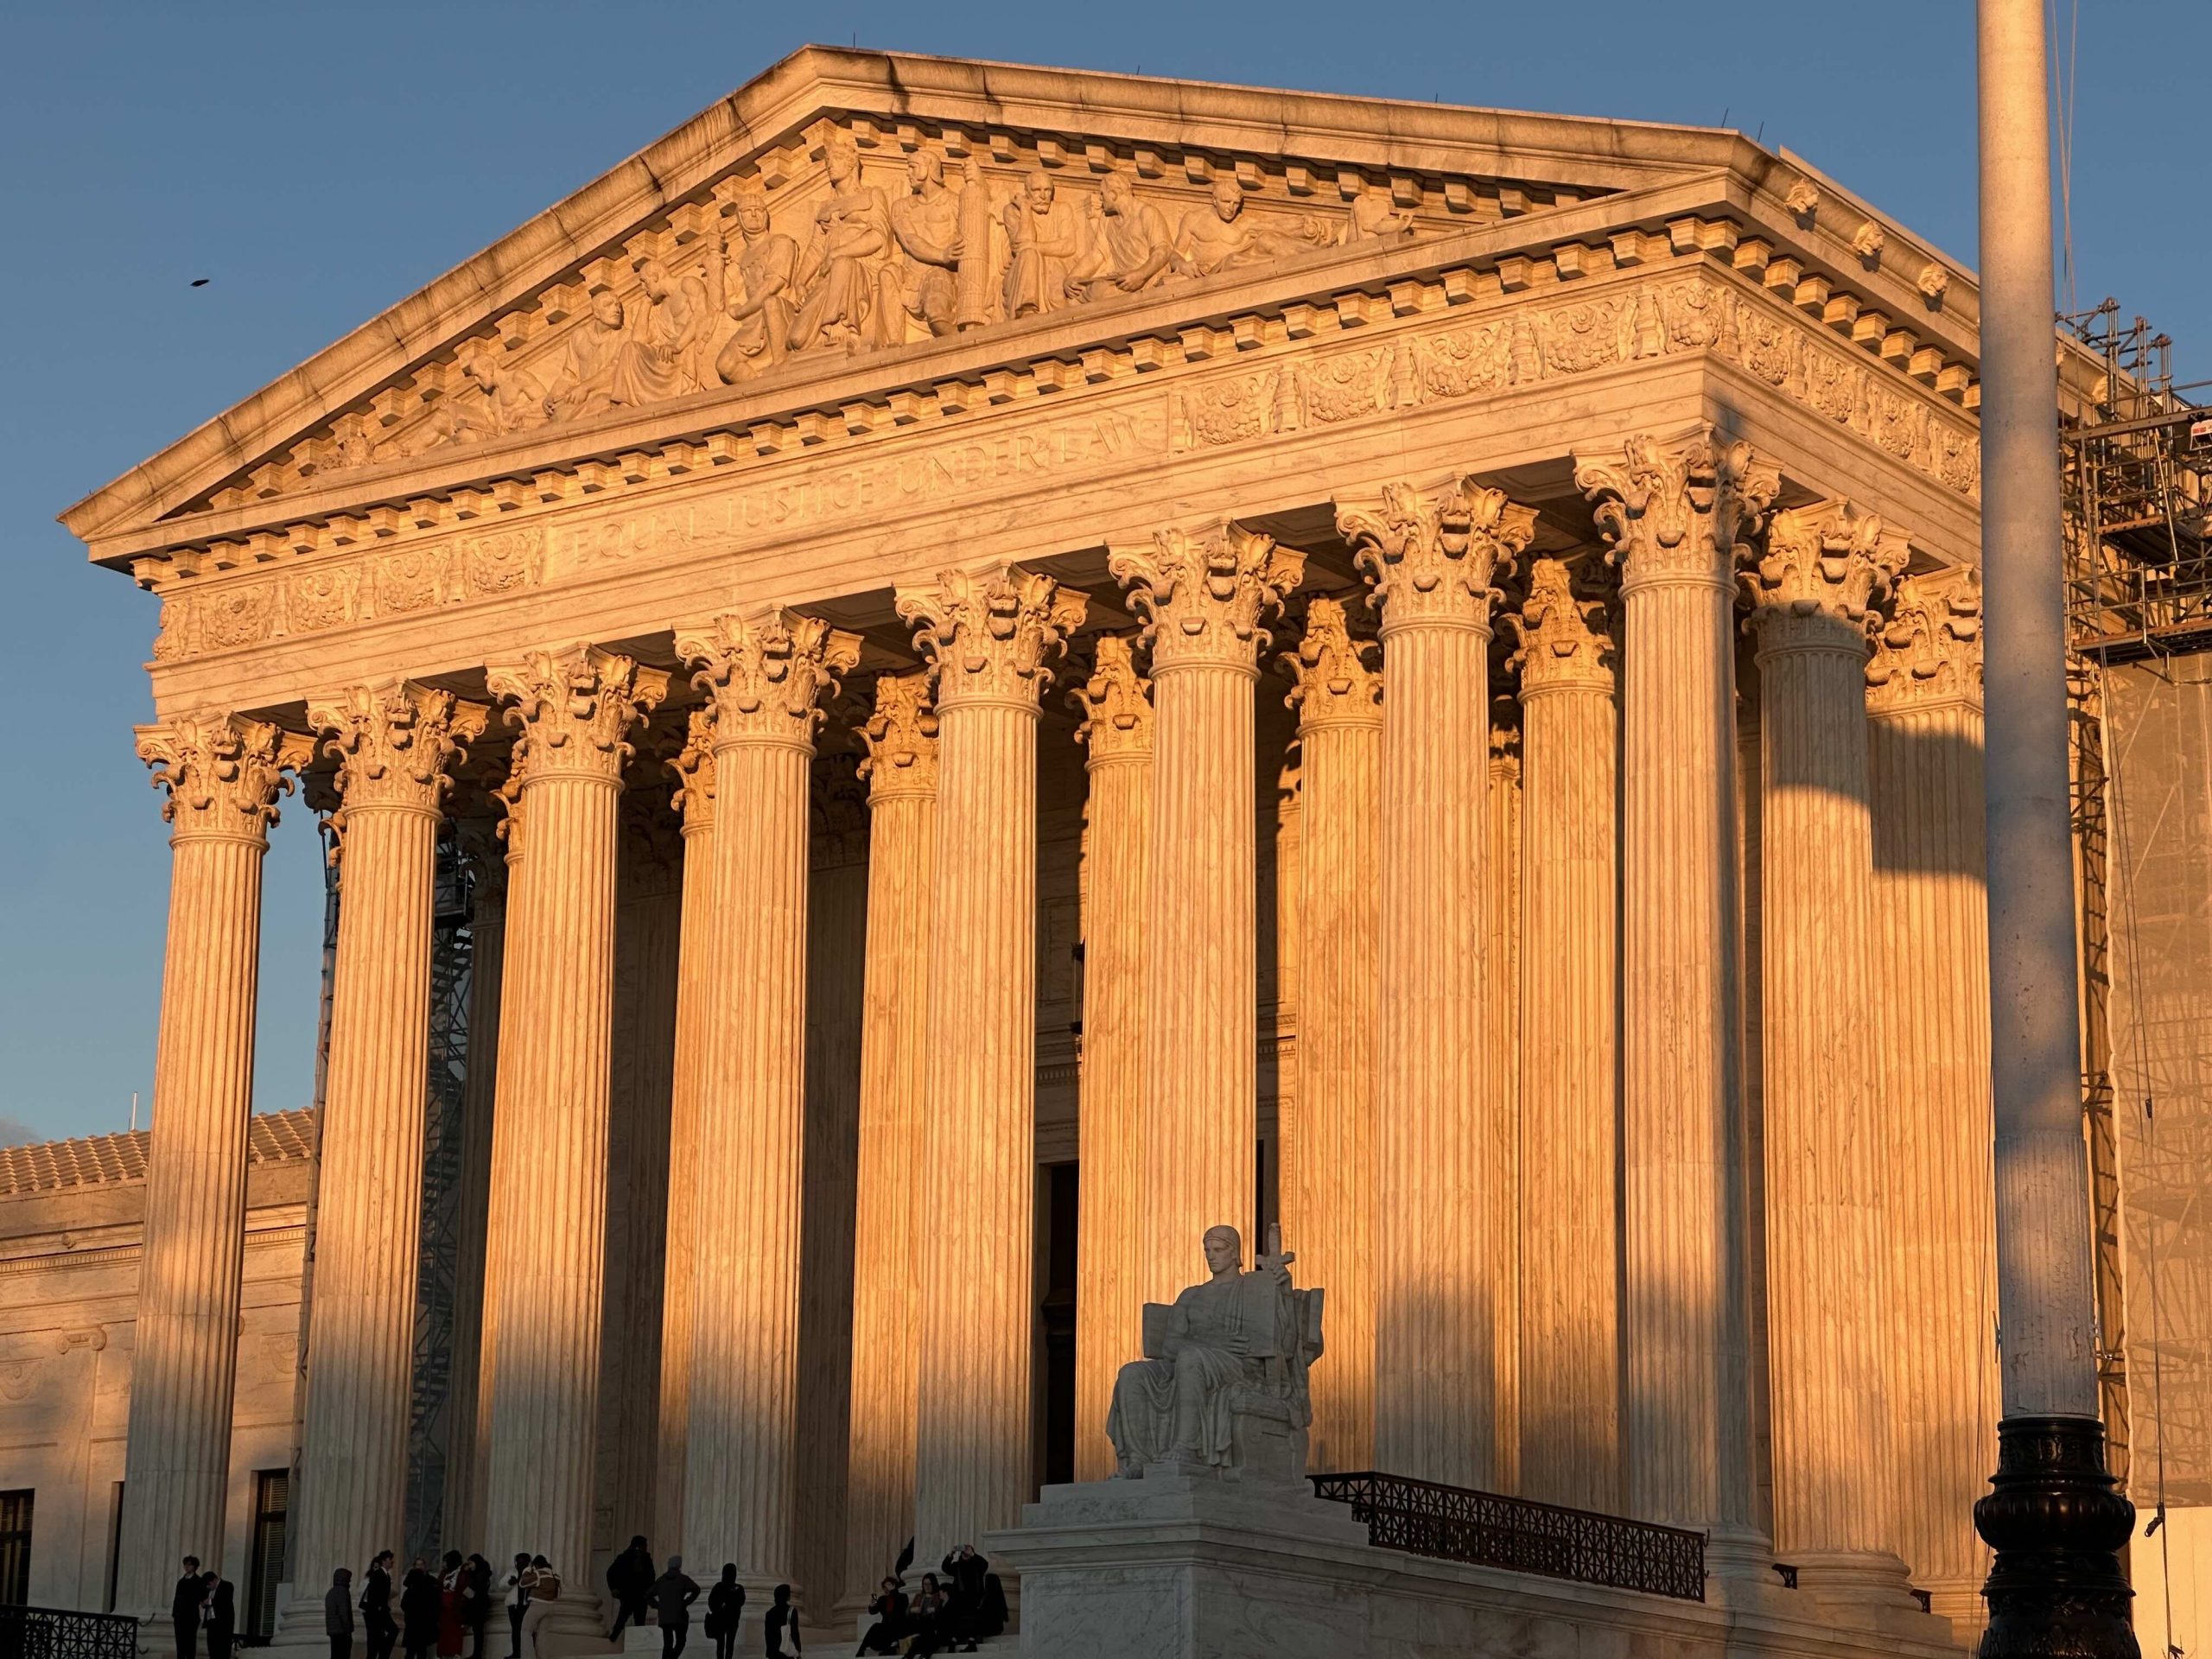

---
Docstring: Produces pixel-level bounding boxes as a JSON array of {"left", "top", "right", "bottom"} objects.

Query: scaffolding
[{"left": 2060, "top": 299, "right": 2212, "bottom": 1529}]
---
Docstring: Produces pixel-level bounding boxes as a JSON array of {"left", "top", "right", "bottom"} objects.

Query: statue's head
[
  {"left": 590, "top": 289, "right": 624, "bottom": 328},
  {"left": 824, "top": 132, "right": 859, "bottom": 182},
  {"left": 1100, "top": 172, "right": 1135, "bottom": 216},
  {"left": 1202, "top": 1224, "right": 1242, "bottom": 1273},
  {"left": 1024, "top": 169, "right": 1056, "bottom": 212},
  {"left": 732, "top": 190, "right": 770, "bottom": 237},
  {"left": 908, "top": 151, "right": 943, "bottom": 190},
  {"left": 1211, "top": 177, "right": 1244, "bottom": 220}
]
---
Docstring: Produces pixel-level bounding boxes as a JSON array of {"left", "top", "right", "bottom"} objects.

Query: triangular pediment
[{"left": 63, "top": 47, "right": 1796, "bottom": 557}]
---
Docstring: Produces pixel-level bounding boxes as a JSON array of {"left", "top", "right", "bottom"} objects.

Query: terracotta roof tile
[{"left": 0, "top": 1108, "right": 318, "bottom": 1196}]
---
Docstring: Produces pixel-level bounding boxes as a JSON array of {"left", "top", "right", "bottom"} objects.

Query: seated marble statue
[{"left": 1105, "top": 1224, "right": 1324, "bottom": 1481}]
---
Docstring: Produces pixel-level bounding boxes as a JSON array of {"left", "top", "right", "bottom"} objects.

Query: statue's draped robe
[{"left": 1106, "top": 1268, "right": 1296, "bottom": 1471}]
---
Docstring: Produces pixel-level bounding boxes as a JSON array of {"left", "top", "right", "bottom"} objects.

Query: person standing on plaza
[
  {"left": 503, "top": 1554, "right": 534, "bottom": 1659},
  {"left": 704, "top": 1565, "right": 743, "bottom": 1659},
  {"left": 648, "top": 1556, "right": 700, "bottom": 1659},
  {"left": 514, "top": 1560, "right": 562, "bottom": 1659},
  {"left": 326, "top": 1568, "right": 357, "bottom": 1659},
  {"left": 464, "top": 1554, "right": 493, "bottom": 1658},
  {"left": 437, "top": 1551, "right": 467, "bottom": 1657},
  {"left": 362, "top": 1550, "right": 398, "bottom": 1659},
  {"left": 201, "top": 1569, "right": 236, "bottom": 1659},
  {"left": 172, "top": 1555, "right": 205, "bottom": 1659},
  {"left": 400, "top": 1557, "right": 440, "bottom": 1659},
  {"left": 762, "top": 1584, "right": 799, "bottom": 1658},
  {"left": 606, "top": 1535, "right": 653, "bottom": 1642}
]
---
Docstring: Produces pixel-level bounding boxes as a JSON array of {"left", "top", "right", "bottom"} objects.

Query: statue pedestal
[{"left": 988, "top": 1468, "right": 1964, "bottom": 1659}]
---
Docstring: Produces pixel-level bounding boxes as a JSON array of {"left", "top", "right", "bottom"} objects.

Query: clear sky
[{"left": 2, "top": 0, "right": 2204, "bottom": 1145}]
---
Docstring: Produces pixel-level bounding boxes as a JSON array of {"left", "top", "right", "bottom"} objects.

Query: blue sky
[{"left": 2, "top": 0, "right": 2204, "bottom": 1144}]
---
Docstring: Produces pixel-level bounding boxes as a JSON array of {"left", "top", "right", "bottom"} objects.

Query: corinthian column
[
  {"left": 1069, "top": 635, "right": 1154, "bottom": 1482},
  {"left": 674, "top": 611, "right": 860, "bottom": 1596},
  {"left": 1337, "top": 480, "right": 1531, "bottom": 1489},
  {"left": 289, "top": 683, "right": 486, "bottom": 1608},
  {"left": 1574, "top": 429, "right": 1773, "bottom": 1567},
  {"left": 1487, "top": 709, "right": 1522, "bottom": 1493},
  {"left": 1109, "top": 525, "right": 1303, "bottom": 1299},
  {"left": 656, "top": 712, "right": 715, "bottom": 1548},
  {"left": 843, "top": 674, "right": 938, "bottom": 1602},
  {"left": 899, "top": 566, "right": 1085, "bottom": 1559},
  {"left": 480, "top": 645, "right": 666, "bottom": 1601},
  {"left": 1509, "top": 556, "right": 1621, "bottom": 1511},
  {"left": 1279, "top": 597, "right": 1381, "bottom": 1475},
  {"left": 1867, "top": 569, "right": 1998, "bottom": 1635},
  {"left": 117, "top": 715, "right": 311, "bottom": 1619},
  {"left": 1746, "top": 499, "right": 1913, "bottom": 1605}
]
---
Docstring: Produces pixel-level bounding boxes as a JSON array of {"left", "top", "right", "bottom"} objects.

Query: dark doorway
[
  {"left": 1039, "top": 1162, "right": 1080, "bottom": 1490},
  {"left": 247, "top": 1470, "right": 289, "bottom": 1641}
]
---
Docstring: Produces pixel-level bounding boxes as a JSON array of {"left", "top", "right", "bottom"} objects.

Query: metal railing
[
  {"left": 1309, "top": 1471, "right": 1707, "bottom": 1601},
  {"left": 0, "top": 1605, "right": 141, "bottom": 1659}
]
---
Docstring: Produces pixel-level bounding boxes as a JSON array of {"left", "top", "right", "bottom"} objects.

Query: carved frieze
[
  {"left": 1109, "top": 524, "right": 1304, "bottom": 674},
  {"left": 1866, "top": 566, "right": 1983, "bottom": 714},
  {"left": 1068, "top": 632, "right": 1154, "bottom": 764}
]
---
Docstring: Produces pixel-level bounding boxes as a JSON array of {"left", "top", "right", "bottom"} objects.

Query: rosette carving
[
  {"left": 1068, "top": 633, "right": 1154, "bottom": 765},
  {"left": 1336, "top": 478, "right": 1534, "bottom": 634},
  {"left": 1573, "top": 427, "right": 1779, "bottom": 592},
  {"left": 858, "top": 671, "right": 940, "bottom": 800},
  {"left": 676, "top": 608, "right": 861, "bottom": 751},
  {"left": 1509, "top": 557, "right": 1616, "bottom": 695},
  {"left": 136, "top": 712, "right": 315, "bottom": 841},
  {"left": 896, "top": 565, "right": 1088, "bottom": 709},
  {"left": 1108, "top": 523, "right": 1304, "bottom": 674},
  {"left": 668, "top": 708, "right": 719, "bottom": 830},
  {"left": 1743, "top": 499, "right": 1910, "bottom": 656},
  {"left": 1282, "top": 595, "right": 1383, "bottom": 728},
  {"left": 307, "top": 681, "right": 490, "bottom": 817},
  {"left": 1866, "top": 566, "right": 1984, "bottom": 713},
  {"left": 484, "top": 643, "right": 669, "bottom": 784}
]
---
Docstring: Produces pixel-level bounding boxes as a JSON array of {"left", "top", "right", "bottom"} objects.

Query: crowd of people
[
  {"left": 853, "top": 1547, "right": 1007, "bottom": 1657},
  {"left": 171, "top": 1535, "right": 1002, "bottom": 1659}
]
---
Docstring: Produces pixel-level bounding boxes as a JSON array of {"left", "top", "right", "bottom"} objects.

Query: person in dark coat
[
  {"left": 503, "top": 1554, "right": 534, "bottom": 1659},
  {"left": 762, "top": 1583, "right": 799, "bottom": 1658},
  {"left": 327, "top": 1568, "right": 358, "bottom": 1659},
  {"left": 465, "top": 1555, "right": 494, "bottom": 1658},
  {"left": 937, "top": 1549, "right": 987, "bottom": 1654},
  {"left": 201, "top": 1571, "right": 237, "bottom": 1659},
  {"left": 401, "top": 1558, "right": 442, "bottom": 1659},
  {"left": 363, "top": 1551, "right": 399, "bottom": 1659},
  {"left": 606, "top": 1535, "right": 654, "bottom": 1641},
  {"left": 704, "top": 1565, "right": 744, "bottom": 1659},
  {"left": 649, "top": 1556, "right": 700, "bottom": 1659},
  {"left": 854, "top": 1579, "right": 906, "bottom": 1656},
  {"left": 903, "top": 1579, "right": 945, "bottom": 1659},
  {"left": 173, "top": 1555, "right": 205, "bottom": 1659}
]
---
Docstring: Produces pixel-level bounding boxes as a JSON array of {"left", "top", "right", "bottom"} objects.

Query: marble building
[{"left": 29, "top": 42, "right": 2079, "bottom": 1649}]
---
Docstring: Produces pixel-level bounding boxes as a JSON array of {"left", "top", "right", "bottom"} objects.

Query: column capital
[
  {"left": 454, "top": 814, "right": 510, "bottom": 911},
  {"left": 486, "top": 644, "right": 669, "bottom": 785},
  {"left": 677, "top": 608, "right": 861, "bottom": 753},
  {"left": 1109, "top": 523, "right": 1304, "bottom": 677},
  {"left": 668, "top": 709, "right": 719, "bottom": 833},
  {"left": 860, "top": 671, "right": 940, "bottom": 801},
  {"left": 136, "top": 712, "right": 314, "bottom": 843},
  {"left": 308, "top": 682, "right": 490, "bottom": 820},
  {"left": 1744, "top": 499, "right": 1910, "bottom": 658},
  {"left": 1510, "top": 557, "right": 1617, "bottom": 698},
  {"left": 1867, "top": 566, "right": 1984, "bottom": 715},
  {"left": 1489, "top": 706, "right": 1522, "bottom": 781},
  {"left": 1337, "top": 478, "right": 1534, "bottom": 637},
  {"left": 1573, "top": 427, "right": 1778, "bottom": 595},
  {"left": 897, "top": 565, "right": 1087, "bottom": 711},
  {"left": 1283, "top": 596, "right": 1383, "bottom": 732},
  {"left": 1069, "top": 634, "right": 1154, "bottom": 766}
]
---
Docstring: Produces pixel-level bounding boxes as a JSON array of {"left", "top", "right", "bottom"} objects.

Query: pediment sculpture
[{"left": 1105, "top": 1224, "right": 1325, "bottom": 1483}]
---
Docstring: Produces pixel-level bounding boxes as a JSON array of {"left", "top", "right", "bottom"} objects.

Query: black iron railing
[
  {"left": 1310, "top": 1471, "right": 1707, "bottom": 1601},
  {"left": 0, "top": 1605, "right": 141, "bottom": 1659}
]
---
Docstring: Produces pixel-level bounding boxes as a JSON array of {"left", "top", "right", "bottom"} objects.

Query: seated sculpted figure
[{"left": 1105, "top": 1224, "right": 1324, "bottom": 1480}]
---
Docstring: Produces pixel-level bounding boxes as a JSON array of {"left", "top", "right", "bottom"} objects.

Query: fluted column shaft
[
  {"left": 1339, "top": 480, "right": 1530, "bottom": 1488},
  {"left": 118, "top": 715, "right": 310, "bottom": 1618},
  {"left": 1751, "top": 502, "right": 1910, "bottom": 1595},
  {"left": 1576, "top": 431, "right": 1773, "bottom": 1555},
  {"left": 676, "top": 613, "right": 858, "bottom": 1595},
  {"left": 844, "top": 677, "right": 938, "bottom": 1600},
  {"left": 1487, "top": 726, "right": 1522, "bottom": 1493},
  {"left": 1070, "top": 639, "right": 1152, "bottom": 1483},
  {"left": 481, "top": 645, "right": 665, "bottom": 1587},
  {"left": 1110, "top": 526, "right": 1301, "bottom": 1301},
  {"left": 1869, "top": 571, "right": 1997, "bottom": 1632},
  {"left": 1280, "top": 600, "right": 1380, "bottom": 1475},
  {"left": 656, "top": 715, "right": 716, "bottom": 1548},
  {"left": 290, "top": 683, "right": 485, "bottom": 1599},
  {"left": 902, "top": 567, "right": 1084, "bottom": 1560},
  {"left": 1512, "top": 559, "right": 1621, "bottom": 1511}
]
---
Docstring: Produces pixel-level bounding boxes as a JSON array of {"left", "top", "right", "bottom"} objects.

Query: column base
[
  {"left": 1790, "top": 1548, "right": 1934, "bottom": 1632},
  {"left": 1974, "top": 1414, "right": 2138, "bottom": 1659}
]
